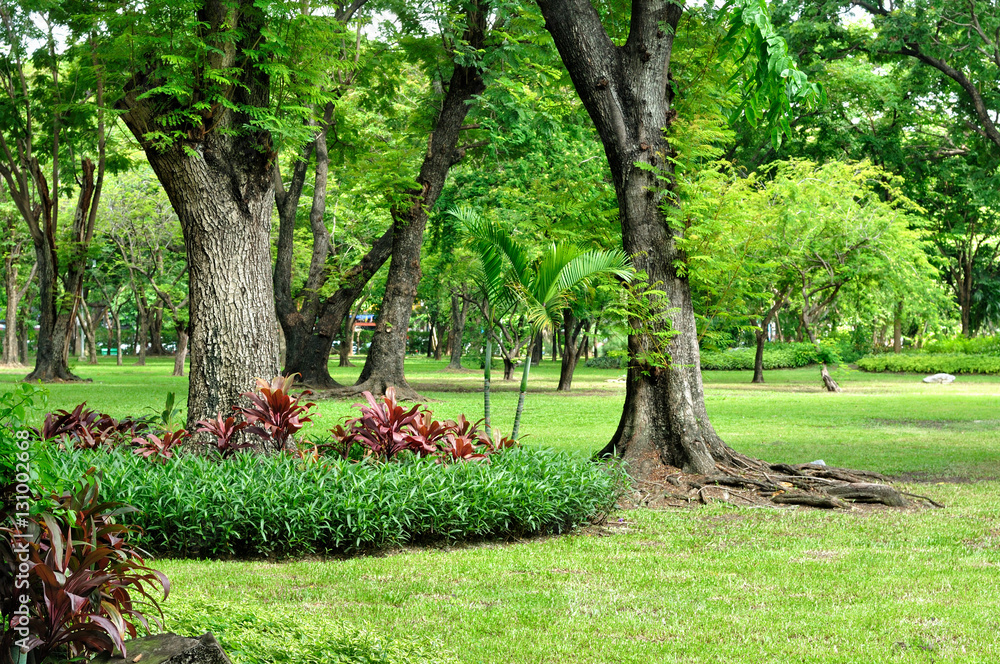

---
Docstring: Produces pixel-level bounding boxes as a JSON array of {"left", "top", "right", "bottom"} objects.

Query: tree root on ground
[{"left": 621, "top": 455, "right": 944, "bottom": 511}]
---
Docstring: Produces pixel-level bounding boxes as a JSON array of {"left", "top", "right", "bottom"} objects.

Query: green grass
[{"left": 4, "top": 356, "right": 1000, "bottom": 662}]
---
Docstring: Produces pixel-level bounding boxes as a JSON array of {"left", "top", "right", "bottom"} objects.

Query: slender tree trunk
[
  {"left": 148, "top": 304, "right": 165, "bottom": 355},
  {"left": 752, "top": 292, "right": 785, "bottom": 384},
  {"left": 173, "top": 327, "right": 188, "bottom": 377},
  {"left": 17, "top": 316, "right": 27, "bottom": 365},
  {"left": 134, "top": 292, "right": 148, "bottom": 367},
  {"left": 3, "top": 256, "right": 34, "bottom": 366},
  {"left": 539, "top": 0, "right": 732, "bottom": 474},
  {"left": 338, "top": 308, "right": 358, "bottom": 367},
  {"left": 435, "top": 321, "right": 445, "bottom": 361},
  {"left": 532, "top": 332, "right": 543, "bottom": 365},
  {"left": 752, "top": 329, "right": 766, "bottom": 384},
  {"left": 558, "top": 312, "right": 589, "bottom": 391},
  {"left": 552, "top": 329, "right": 559, "bottom": 361},
  {"left": 502, "top": 357, "right": 515, "bottom": 381},
  {"left": 893, "top": 300, "right": 903, "bottom": 353},
  {"left": 447, "top": 293, "right": 468, "bottom": 370},
  {"left": 351, "top": 14, "right": 487, "bottom": 399}
]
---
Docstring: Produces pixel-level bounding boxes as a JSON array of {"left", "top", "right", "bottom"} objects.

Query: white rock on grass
[{"left": 922, "top": 373, "right": 956, "bottom": 384}]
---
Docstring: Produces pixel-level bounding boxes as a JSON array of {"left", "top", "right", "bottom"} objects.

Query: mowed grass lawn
[{"left": 3, "top": 357, "right": 999, "bottom": 662}]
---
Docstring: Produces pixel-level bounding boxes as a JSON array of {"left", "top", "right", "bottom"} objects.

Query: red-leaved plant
[
  {"left": 0, "top": 474, "right": 169, "bottom": 663},
  {"left": 132, "top": 429, "right": 189, "bottom": 463},
  {"left": 238, "top": 375, "right": 315, "bottom": 453},
  {"left": 194, "top": 414, "right": 252, "bottom": 459},
  {"left": 327, "top": 388, "right": 518, "bottom": 462},
  {"left": 37, "top": 404, "right": 147, "bottom": 450}
]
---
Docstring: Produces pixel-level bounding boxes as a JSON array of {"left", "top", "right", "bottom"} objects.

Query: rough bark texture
[
  {"left": 537, "top": 0, "right": 728, "bottom": 474},
  {"left": 119, "top": 0, "right": 280, "bottom": 428},
  {"left": 338, "top": 10, "right": 488, "bottom": 400},
  {"left": 535, "top": 0, "right": 914, "bottom": 509},
  {"left": 273, "top": 103, "right": 393, "bottom": 389}
]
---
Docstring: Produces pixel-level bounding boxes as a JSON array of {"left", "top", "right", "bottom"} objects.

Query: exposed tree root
[
  {"left": 618, "top": 451, "right": 943, "bottom": 511},
  {"left": 317, "top": 379, "right": 425, "bottom": 402}
]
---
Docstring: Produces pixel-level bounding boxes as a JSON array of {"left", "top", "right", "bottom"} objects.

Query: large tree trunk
[
  {"left": 148, "top": 304, "right": 165, "bottom": 355},
  {"left": 539, "top": 0, "right": 732, "bottom": 475},
  {"left": 532, "top": 331, "right": 543, "bottom": 366},
  {"left": 348, "top": 11, "right": 487, "bottom": 399},
  {"left": 447, "top": 293, "right": 468, "bottom": 369},
  {"left": 118, "top": 1, "right": 281, "bottom": 429}
]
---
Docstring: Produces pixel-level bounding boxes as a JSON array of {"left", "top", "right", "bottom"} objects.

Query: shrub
[
  {"left": 699, "top": 342, "right": 821, "bottom": 370},
  {"left": 329, "top": 388, "right": 510, "bottom": 463},
  {"left": 239, "top": 375, "right": 316, "bottom": 453},
  {"left": 49, "top": 448, "right": 625, "bottom": 558},
  {"left": 0, "top": 473, "right": 168, "bottom": 663},
  {"left": 585, "top": 355, "right": 624, "bottom": 369},
  {"left": 856, "top": 352, "right": 1000, "bottom": 375},
  {"left": 922, "top": 335, "right": 1000, "bottom": 356}
]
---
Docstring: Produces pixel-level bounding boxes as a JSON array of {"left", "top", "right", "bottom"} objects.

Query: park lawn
[{"left": 3, "top": 356, "right": 1000, "bottom": 662}]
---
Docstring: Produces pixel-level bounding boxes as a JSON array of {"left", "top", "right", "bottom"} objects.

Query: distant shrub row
[
  {"left": 699, "top": 342, "right": 820, "bottom": 370},
  {"left": 584, "top": 355, "right": 625, "bottom": 369},
  {"left": 922, "top": 335, "right": 1000, "bottom": 356},
  {"left": 856, "top": 352, "right": 1000, "bottom": 375},
  {"left": 51, "top": 447, "right": 623, "bottom": 558}
]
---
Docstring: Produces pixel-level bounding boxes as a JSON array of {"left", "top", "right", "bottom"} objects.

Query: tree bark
[
  {"left": 532, "top": 331, "right": 543, "bottom": 365},
  {"left": 752, "top": 292, "right": 785, "bottom": 384},
  {"left": 118, "top": 0, "right": 281, "bottom": 428},
  {"left": 173, "top": 327, "right": 188, "bottom": 377},
  {"left": 539, "top": 0, "right": 732, "bottom": 475},
  {"left": 338, "top": 308, "right": 357, "bottom": 367},
  {"left": 892, "top": 300, "right": 903, "bottom": 353},
  {"left": 348, "top": 9, "right": 488, "bottom": 399},
  {"left": 148, "top": 304, "right": 165, "bottom": 355},
  {"left": 557, "top": 309, "right": 587, "bottom": 391},
  {"left": 447, "top": 293, "right": 468, "bottom": 369},
  {"left": 273, "top": 101, "right": 394, "bottom": 388},
  {"left": 2, "top": 251, "right": 34, "bottom": 366}
]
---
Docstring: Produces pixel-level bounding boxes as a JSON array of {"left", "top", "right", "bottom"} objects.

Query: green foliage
[
  {"left": 699, "top": 342, "right": 820, "bottom": 370},
  {"left": 0, "top": 384, "right": 47, "bottom": 488},
  {"left": 584, "top": 355, "right": 625, "bottom": 370},
  {"left": 49, "top": 448, "right": 625, "bottom": 558},
  {"left": 857, "top": 353, "right": 1000, "bottom": 375},
  {"left": 923, "top": 336, "right": 1000, "bottom": 356},
  {"left": 598, "top": 272, "right": 678, "bottom": 372}
]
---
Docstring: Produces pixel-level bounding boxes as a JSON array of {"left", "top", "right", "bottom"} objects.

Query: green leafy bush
[
  {"left": 699, "top": 342, "right": 820, "bottom": 370},
  {"left": 856, "top": 352, "right": 1000, "bottom": 375},
  {"left": 50, "top": 448, "right": 624, "bottom": 558},
  {"left": 584, "top": 355, "right": 625, "bottom": 369},
  {"left": 922, "top": 336, "right": 1000, "bottom": 356}
]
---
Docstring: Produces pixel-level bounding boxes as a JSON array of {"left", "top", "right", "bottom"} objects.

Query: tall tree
[
  {"left": 102, "top": 0, "right": 337, "bottom": 426},
  {"left": 535, "top": 0, "right": 819, "bottom": 474},
  {"left": 0, "top": 8, "right": 109, "bottom": 381},
  {"left": 346, "top": 3, "right": 491, "bottom": 399}
]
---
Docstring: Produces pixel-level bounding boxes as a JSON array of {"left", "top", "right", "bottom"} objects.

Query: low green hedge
[
  {"left": 856, "top": 352, "right": 1000, "bottom": 375},
  {"left": 50, "top": 448, "right": 623, "bottom": 558},
  {"left": 922, "top": 335, "right": 1000, "bottom": 356},
  {"left": 699, "top": 342, "right": 820, "bottom": 370},
  {"left": 584, "top": 355, "right": 624, "bottom": 369}
]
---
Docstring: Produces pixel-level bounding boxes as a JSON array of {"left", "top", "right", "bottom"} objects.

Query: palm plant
[{"left": 452, "top": 207, "right": 632, "bottom": 440}]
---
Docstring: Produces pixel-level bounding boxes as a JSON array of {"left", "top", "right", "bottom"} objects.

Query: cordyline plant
[
  {"left": 0, "top": 474, "right": 169, "bottom": 663},
  {"left": 327, "top": 387, "right": 518, "bottom": 463},
  {"left": 194, "top": 414, "right": 252, "bottom": 459},
  {"left": 237, "top": 375, "right": 316, "bottom": 454},
  {"left": 37, "top": 404, "right": 148, "bottom": 450},
  {"left": 132, "top": 429, "right": 190, "bottom": 463}
]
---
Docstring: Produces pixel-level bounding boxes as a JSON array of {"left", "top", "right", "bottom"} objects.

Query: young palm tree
[{"left": 452, "top": 207, "right": 632, "bottom": 440}]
